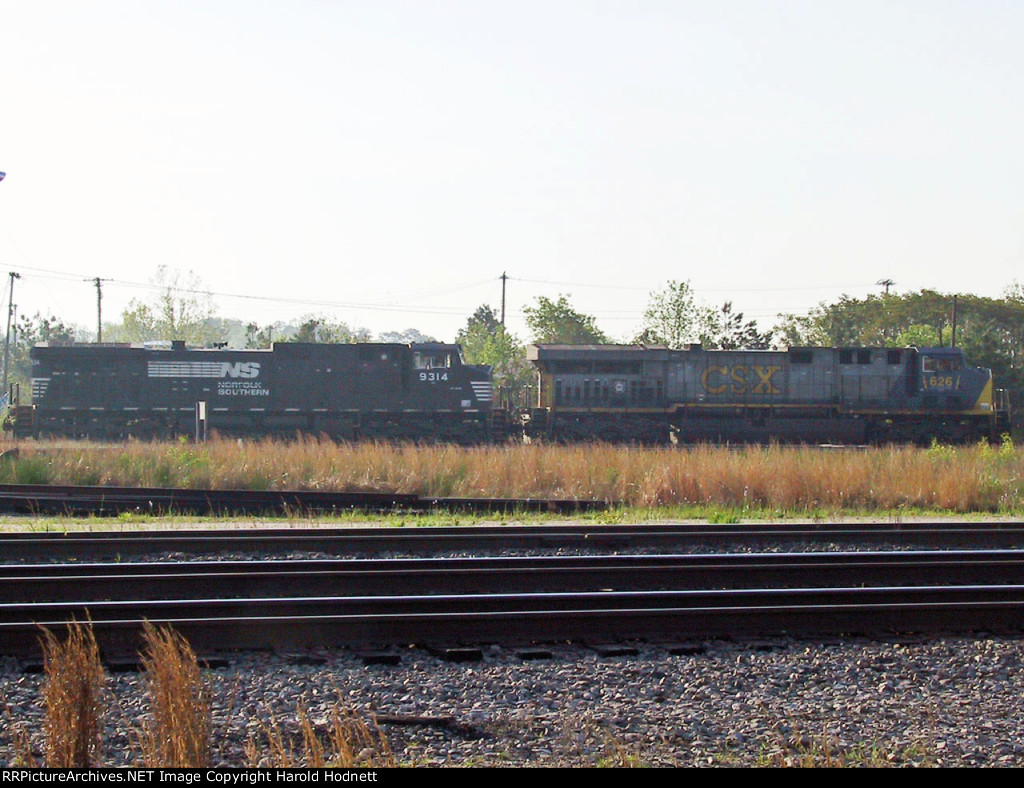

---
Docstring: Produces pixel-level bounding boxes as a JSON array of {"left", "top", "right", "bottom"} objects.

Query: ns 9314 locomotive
[
  {"left": 4, "top": 341, "right": 500, "bottom": 443},
  {"left": 523, "top": 343, "right": 1012, "bottom": 446}
]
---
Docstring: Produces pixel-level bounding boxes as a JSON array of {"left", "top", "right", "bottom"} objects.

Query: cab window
[
  {"left": 922, "top": 356, "right": 960, "bottom": 373},
  {"left": 413, "top": 353, "right": 451, "bottom": 370}
]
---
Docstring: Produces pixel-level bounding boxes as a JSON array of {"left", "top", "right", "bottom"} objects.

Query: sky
[{"left": 0, "top": 1, "right": 1022, "bottom": 345}]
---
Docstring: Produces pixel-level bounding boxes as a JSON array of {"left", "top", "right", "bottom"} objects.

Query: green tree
[
  {"left": 106, "top": 266, "right": 223, "bottom": 345},
  {"left": 895, "top": 324, "right": 950, "bottom": 348},
  {"left": 458, "top": 305, "right": 501, "bottom": 339},
  {"left": 777, "top": 290, "right": 955, "bottom": 348},
  {"left": 245, "top": 322, "right": 285, "bottom": 349},
  {"left": 523, "top": 295, "right": 608, "bottom": 344},
  {"left": 457, "top": 304, "right": 532, "bottom": 406},
  {"left": 699, "top": 302, "right": 773, "bottom": 350},
  {"left": 378, "top": 328, "right": 437, "bottom": 344},
  {"left": 289, "top": 314, "right": 372, "bottom": 343},
  {"left": 635, "top": 280, "right": 700, "bottom": 348},
  {"left": 5, "top": 313, "right": 80, "bottom": 394}
]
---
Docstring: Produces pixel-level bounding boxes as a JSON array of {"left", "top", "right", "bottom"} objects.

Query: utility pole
[
  {"left": 92, "top": 277, "right": 105, "bottom": 342},
  {"left": 951, "top": 295, "right": 958, "bottom": 347},
  {"left": 876, "top": 279, "right": 895, "bottom": 341},
  {"left": 500, "top": 272, "right": 508, "bottom": 327},
  {"left": 3, "top": 271, "right": 20, "bottom": 400}
]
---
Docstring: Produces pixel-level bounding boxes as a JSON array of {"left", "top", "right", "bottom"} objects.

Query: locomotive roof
[
  {"left": 527, "top": 344, "right": 678, "bottom": 361},
  {"left": 32, "top": 340, "right": 466, "bottom": 352},
  {"left": 527, "top": 343, "right": 967, "bottom": 360}
]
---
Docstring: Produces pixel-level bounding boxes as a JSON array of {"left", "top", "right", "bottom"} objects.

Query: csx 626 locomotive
[
  {"left": 523, "top": 343, "right": 1011, "bottom": 445},
  {"left": 6, "top": 340, "right": 498, "bottom": 443}
]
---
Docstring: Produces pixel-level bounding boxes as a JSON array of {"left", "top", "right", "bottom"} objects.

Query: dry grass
[
  {"left": 751, "top": 727, "right": 938, "bottom": 768},
  {"left": 245, "top": 704, "right": 395, "bottom": 768},
  {"left": 1, "top": 436, "right": 1021, "bottom": 515},
  {"left": 14, "top": 621, "right": 396, "bottom": 768},
  {"left": 39, "top": 621, "right": 106, "bottom": 768},
  {"left": 136, "top": 621, "right": 212, "bottom": 768}
]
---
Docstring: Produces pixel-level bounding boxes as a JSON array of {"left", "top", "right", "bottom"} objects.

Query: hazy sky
[{"left": 1, "top": 1, "right": 1021, "bottom": 344}]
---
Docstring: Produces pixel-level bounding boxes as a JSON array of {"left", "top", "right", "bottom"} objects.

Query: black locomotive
[
  {"left": 5, "top": 340, "right": 500, "bottom": 443},
  {"left": 523, "top": 343, "right": 1012, "bottom": 445}
]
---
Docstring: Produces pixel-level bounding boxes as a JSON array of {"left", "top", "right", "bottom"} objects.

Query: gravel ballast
[{"left": 3, "top": 634, "right": 1024, "bottom": 767}]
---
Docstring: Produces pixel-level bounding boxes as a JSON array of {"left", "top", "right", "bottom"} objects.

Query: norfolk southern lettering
[
  {"left": 217, "top": 381, "right": 270, "bottom": 397},
  {"left": 149, "top": 360, "right": 271, "bottom": 397}
]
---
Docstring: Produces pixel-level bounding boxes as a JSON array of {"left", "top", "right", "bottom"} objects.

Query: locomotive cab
[
  {"left": 914, "top": 346, "right": 994, "bottom": 414},
  {"left": 408, "top": 343, "right": 493, "bottom": 409}
]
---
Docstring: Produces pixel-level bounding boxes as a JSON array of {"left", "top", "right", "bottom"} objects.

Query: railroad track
[
  {"left": 5, "top": 537, "right": 1024, "bottom": 658},
  {"left": 3, "top": 521, "right": 1024, "bottom": 561},
  {"left": 6, "top": 550, "right": 1024, "bottom": 599},
  {"left": 0, "top": 482, "right": 609, "bottom": 517}
]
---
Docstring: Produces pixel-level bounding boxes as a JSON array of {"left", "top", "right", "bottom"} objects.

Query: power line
[
  {"left": 7, "top": 265, "right": 499, "bottom": 318},
  {"left": 510, "top": 275, "right": 879, "bottom": 294}
]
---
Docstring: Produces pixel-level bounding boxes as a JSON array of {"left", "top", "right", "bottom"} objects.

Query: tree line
[{"left": 5, "top": 267, "right": 1024, "bottom": 409}]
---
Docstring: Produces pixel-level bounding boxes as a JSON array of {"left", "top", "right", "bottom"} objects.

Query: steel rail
[
  {"left": 4, "top": 522, "right": 1024, "bottom": 561},
  {"left": 2, "top": 585, "right": 1024, "bottom": 658},
  {"left": 6, "top": 550, "right": 1024, "bottom": 601},
  {"left": 0, "top": 483, "right": 608, "bottom": 517}
]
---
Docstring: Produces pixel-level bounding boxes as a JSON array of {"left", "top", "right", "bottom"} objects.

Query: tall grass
[
  {"left": 40, "top": 621, "right": 106, "bottom": 768},
  {"left": 1, "top": 436, "right": 1022, "bottom": 515},
  {"left": 23, "top": 620, "right": 396, "bottom": 768},
  {"left": 751, "top": 724, "right": 937, "bottom": 768},
  {"left": 136, "top": 621, "right": 211, "bottom": 768},
  {"left": 245, "top": 705, "right": 395, "bottom": 768}
]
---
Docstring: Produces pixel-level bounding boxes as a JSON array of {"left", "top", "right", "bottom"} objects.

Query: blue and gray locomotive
[
  {"left": 6, "top": 340, "right": 498, "bottom": 443},
  {"left": 523, "top": 343, "right": 1012, "bottom": 445}
]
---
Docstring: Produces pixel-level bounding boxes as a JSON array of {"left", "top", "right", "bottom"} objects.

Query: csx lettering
[
  {"left": 222, "top": 362, "right": 260, "bottom": 379},
  {"left": 701, "top": 365, "right": 782, "bottom": 395}
]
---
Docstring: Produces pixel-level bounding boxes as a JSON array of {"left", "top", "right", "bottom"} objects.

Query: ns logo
[{"left": 221, "top": 362, "right": 261, "bottom": 379}]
